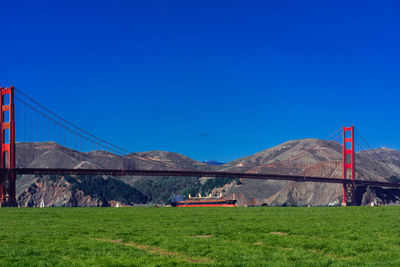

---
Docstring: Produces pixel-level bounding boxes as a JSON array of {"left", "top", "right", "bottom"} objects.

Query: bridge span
[
  {"left": 1, "top": 85, "right": 400, "bottom": 207},
  {"left": 12, "top": 168, "right": 400, "bottom": 189}
]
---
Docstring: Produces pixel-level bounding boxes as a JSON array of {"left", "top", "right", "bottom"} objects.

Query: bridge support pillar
[
  {"left": 342, "top": 126, "right": 356, "bottom": 206},
  {"left": 0, "top": 87, "right": 17, "bottom": 207},
  {"left": 0, "top": 174, "right": 5, "bottom": 206}
]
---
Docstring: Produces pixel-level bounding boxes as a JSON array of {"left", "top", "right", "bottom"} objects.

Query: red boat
[{"left": 171, "top": 193, "right": 236, "bottom": 207}]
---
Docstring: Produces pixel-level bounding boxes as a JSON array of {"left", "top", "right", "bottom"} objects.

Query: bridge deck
[{"left": 7, "top": 168, "right": 400, "bottom": 189}]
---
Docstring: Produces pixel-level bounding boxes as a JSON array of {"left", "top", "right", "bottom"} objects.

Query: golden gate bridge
[{"left": 0, "top": 86, "right": 399, "bottom": 207}]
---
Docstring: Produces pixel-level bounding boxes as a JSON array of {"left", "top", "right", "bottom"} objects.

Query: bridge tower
[
  {"left": 0, "top": 86, "right": 17, "bottom": 207},
  {"left": 342, "top": 126, "right": 356, "bottom": 206}
]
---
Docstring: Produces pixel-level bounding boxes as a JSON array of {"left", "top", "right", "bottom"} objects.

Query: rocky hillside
[
  {"left": 219, "top": 139, "right": 400, "bottom": 206},
  {"left": 16, "top": 142, "right": 218, "bottom": 207},
  {"left": 359, "top": 148, "right": 400, "bottom": 180},
  {"left": 15, "top": 140, "right": 400, "bottom": 207}
]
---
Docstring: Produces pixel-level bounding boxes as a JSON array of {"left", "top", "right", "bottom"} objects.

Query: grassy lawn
[{"left": 0, "top": 207, "right": 399, "bottom": 266}]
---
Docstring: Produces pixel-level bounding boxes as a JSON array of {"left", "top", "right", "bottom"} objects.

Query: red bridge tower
[
  {"left": 342, "top": 126, "right": 356, "bottom": 206},
  {"left": 0, "top": 86, "right": 17, "bottom": 207}
]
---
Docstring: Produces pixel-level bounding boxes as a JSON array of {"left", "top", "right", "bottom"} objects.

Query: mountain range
[{"left": 15, "top": 140, "right": 400, "bottom": 207}]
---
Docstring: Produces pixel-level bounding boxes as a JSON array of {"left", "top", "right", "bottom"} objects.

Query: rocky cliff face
[
  {"left": 357, "top": 186, "right": 400, "bottom": 206},
  {"left": 15, "top": 142, "right": 211, "bottom": 207},
  {"left": 18, "top": 177, "right": 103, "bottom": 207},
  {"left": 219, "top": 139, "right": 399, "bottom": 206}
]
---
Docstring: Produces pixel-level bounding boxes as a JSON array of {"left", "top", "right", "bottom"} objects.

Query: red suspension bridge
[{"left": 0, "top": 86, "right": 399, "bottom": 207}]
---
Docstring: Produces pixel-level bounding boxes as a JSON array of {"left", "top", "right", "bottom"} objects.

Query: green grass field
[{"left": 0, "top": 207, "right": 400, "bottom": 266}]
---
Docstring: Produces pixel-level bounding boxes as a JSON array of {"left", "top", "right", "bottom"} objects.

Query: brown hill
[
  {"left": 359, "top": 148, "right": 400, "bottom": 177},
  {"left": 219, "top": 139, "right": 399, "bottom": 206},
  {"left": 16, "top": 142, "right": 214, "bottom": 207},
  {"left": 15, "top": 140, "right": 400, "bottom": 207}
]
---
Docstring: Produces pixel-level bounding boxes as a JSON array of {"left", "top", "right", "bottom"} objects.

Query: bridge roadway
[{"left": 6, "top": 168, "right": 400, "bottom": 189}]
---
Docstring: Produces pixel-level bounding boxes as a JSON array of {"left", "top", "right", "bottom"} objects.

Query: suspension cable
[
  {"left": 15, "top": 95, "right": 185, "bottom": 170},
  {"left": 355, "top": 128, "right": 399, "bottom": 179}
]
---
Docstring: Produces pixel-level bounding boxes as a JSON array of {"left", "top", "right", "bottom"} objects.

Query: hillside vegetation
[{"left": 132, "top": 177, "right": 240, "bottom": 203}]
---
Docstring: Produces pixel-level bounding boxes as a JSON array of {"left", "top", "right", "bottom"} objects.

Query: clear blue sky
[{"left": 1, "top": 1, "right": 400, "bottom": 162}]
